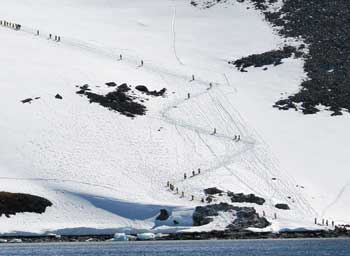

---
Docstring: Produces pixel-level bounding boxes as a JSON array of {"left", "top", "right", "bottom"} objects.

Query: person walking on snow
[
  {"left": 184, "top": 173, "right": 187, "bottom": 180},
  {"left": 212, "top": 128, "right": 217, "bottom": 135}
]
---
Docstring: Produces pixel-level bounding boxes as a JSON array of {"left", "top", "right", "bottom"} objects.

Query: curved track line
[
  {"left": 0, "top": 20, "right": 315, "bottom": 216},
  {"left": 172, "top": 6, "right": 185, "bottom": 65}
]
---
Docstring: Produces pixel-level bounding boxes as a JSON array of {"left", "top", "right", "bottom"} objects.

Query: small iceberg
[
  {"left": 137, "top": 233, "right": 156, "bottom": 241},
  {"left": 111, "top": 233, "right": 128, "bottom": 241},
  {"left": 0, "top": 239, "right": 7, "bottom": 243},
  {"left": 9, "top": 239, "right": 22, "bottom": 243}
]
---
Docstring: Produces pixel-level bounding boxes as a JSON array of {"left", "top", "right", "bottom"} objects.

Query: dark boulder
[
  {"left": 275, "top": 203, "right": 290, "bottom": 210},
  {"left": 135, "top": 85, "right": 167, "bottom": 97},
  {"left": 227, "top": 192, "right": 265, "bottom": 205},
  {"left": 105, "top": 82, "right": 117, "bottom": 87},
  {"left": 55, "top": 94, "right": 63, "bottom": 99},
  {"left": 204, "top": 187, "right": 223, "bottom": 195},
  {"left": 21, "top": 98, "right": 33, "bottom": 104},
  {"left": 135, "top": 85, "right": 148, "bottom": 93},
  {"left": 156, "top": 209, "right": 170, "bottom": 221}
]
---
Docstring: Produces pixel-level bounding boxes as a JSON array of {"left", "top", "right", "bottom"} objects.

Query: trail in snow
[
  {"left": 0, "top": 19, "right": 315, "bottom": 216},
  {"left": 172, "top": 6, "right": 185, "bottom": 65},
  {"left": 321, "top": 182, "right": 349, "bottom": 218}
]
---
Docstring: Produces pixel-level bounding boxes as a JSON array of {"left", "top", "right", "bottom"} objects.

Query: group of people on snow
[{"left": 1, "top": 20, "right": 21, "bottom": 31}]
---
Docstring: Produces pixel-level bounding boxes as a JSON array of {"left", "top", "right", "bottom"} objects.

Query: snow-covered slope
[{"left": 0, "top": 0, "right": 348, "bottom": 235}]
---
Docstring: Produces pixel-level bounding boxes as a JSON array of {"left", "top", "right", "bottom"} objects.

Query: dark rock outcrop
[
  {"left": 204, "top": 187, "right": 223, "bottom": 195},
  {"left": 55, "top": 94, "right": 63, "bottom": 99},
  {"left": 135, "top": 85, "right": 167, "bottom": 97},
  {"left": 193, "top": 203, "right": 270, "bottom": 230},
  {"left": 238, "top": 0, "right": 350, "bottom": 116},
  {"left": 105, "top": 82, "right": 117, "bottom": 87},
  {"left": 77, "top": 83, "right": 147, "bottom": 118},
  {"left": 156, "top": 209, "right": 170, "bottom": 221},
  {"left": 275, "top": 203, "right": 290, "bottom": 210},
  {"left": 21, "top": 98, "right": 33, "bottom": 104},
  {"left": 230, "top": 46, "right": 299, "bottom": 72},
  {"left": 227, "top": 192, "right": 265, "bottom": 205},
  {"left": 0, "top": 192, "right": 52, "bottom": 217}
]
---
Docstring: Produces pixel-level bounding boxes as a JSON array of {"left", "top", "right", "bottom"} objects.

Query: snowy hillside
[{"left": 0, "top": 0, "right": 349, "bottom": 235}]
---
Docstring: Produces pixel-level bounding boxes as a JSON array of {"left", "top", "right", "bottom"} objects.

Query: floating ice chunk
[
  {"left": 112, "top": 233, "right": 128, "bottom": 241},
  {"left": 137, "top": 233, "right": 155, "bottom": 240},
  {"left": 0, "top": 239, "right": 7, "bottom": 243},
  {"left": 9, "top": 239, "right": 22, "bottom": 243},
  {"left": 127, "top": 235, "right": 137, "bottom": 241}
]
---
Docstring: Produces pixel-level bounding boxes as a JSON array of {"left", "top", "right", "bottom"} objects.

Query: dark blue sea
[{"left": 0, "top": 239, "right": 349, "bottom": 256}]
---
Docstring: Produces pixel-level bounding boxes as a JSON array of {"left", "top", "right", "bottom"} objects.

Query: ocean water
[{"left": 0, "top": 239, "right": 349, "bottom": 256}]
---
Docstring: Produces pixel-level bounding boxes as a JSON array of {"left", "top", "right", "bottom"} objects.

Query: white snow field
[{"left": 0, "top": 0, "right": 349, "bottom": 235}]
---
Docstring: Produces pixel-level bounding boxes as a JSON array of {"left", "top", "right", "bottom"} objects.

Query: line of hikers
[
  {"left": 184, "top": 168, "right": 201, "bottom": 180},
  {"left": 315, "top": 218, "right": 335, "bottom": 227},
  {"left": 166, "top": 181, "right": 206, "bottom": 203},
  {"left": 0, "top": 20, "right": 21, "bottom": 30},
  {"left": 48, "top": 33, "right": 61, "bottom": 42}
]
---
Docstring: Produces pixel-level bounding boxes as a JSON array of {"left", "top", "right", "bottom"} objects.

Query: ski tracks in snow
[{"left": 0, "top": 19, "right": 315, "bottom": 217}]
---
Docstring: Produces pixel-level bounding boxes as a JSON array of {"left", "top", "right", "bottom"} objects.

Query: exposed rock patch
[
  {"left": 204, "top": 187, "right": 223, "bottom": 195},
  {"left": 190, "top": 0, "right": 228, "bottom": 9},
  {"left": 193, "top": 203, "right": 270, "bottom": 229},
  {"left": 203, "top": 189, "right": 265, "bottom": 206},
  {"left": 230, "top": 46, "right": 300, "bottom": 72},
  {"left": 275, "top": 203, "right": 290, "bottom": 210},
  {"left": 55, "top": 94, "right": 63, "bottom": 99},
  {"left": 237, "top": 0, "right": 350, "bottom": 116},
  {"left": 135, "top": 85, "right": 167, "bottom": 97},
  {"left": 76, "top": 83, "right": 147, "bottom": 118},
  {"left": 21, "top": 98, "right": 33, "bottom": 104},
  {"left": 0, "top": 192, "right": 52, "bottom": 218},
  {"left": 227, "top": 192, "right": 265, "bottom": 205},
  {"left": 105, "top": 82, "right": 117, "bottom": 87}
]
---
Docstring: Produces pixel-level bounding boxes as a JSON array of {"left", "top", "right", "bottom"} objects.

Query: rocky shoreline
[{"left": 0, "top": 229, "right": 349, "bottom": 243}]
